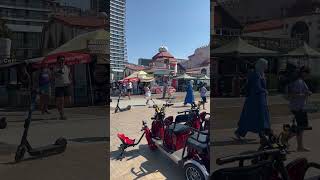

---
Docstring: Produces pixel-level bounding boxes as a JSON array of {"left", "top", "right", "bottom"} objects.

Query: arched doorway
[{"left": 291, "top": 21, "right": 309, "bottom": 43}]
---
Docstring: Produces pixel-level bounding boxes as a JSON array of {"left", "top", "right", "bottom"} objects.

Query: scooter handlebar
[
  {"left": 178, "top": 110, "right": 189, "bottom": 114},
  {"left": 216, "top": 149, "right": 280, "bottom": 165},
  {"left": 164, "top": 103, "right": 174, "bottom": 107}
]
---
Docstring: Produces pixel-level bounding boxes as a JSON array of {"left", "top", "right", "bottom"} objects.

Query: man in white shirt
[
  {"left": 54, "top": 56, "right": 71, "bottom": 120},
  {"left": 127, "top": 81, "right": 133, "bottom": 100}
]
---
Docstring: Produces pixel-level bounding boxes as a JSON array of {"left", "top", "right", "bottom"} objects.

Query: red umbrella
[
  {"left": 32, "top": 52, "right": 91, "bottom": 69},
  {"left": 118, "top": 77, "right": 139, "bottom": 83}
]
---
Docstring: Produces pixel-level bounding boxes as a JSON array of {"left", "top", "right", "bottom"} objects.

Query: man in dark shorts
[
  {"left": 54, "top": 56, "right": 71, "bottom": 120},
  {"left": 288, "top": 67, "right": 312, "bottom": 151}
]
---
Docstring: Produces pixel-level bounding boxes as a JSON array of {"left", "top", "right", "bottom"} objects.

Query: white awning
[
  {"left": 112, "top": 69, "right": 124, "bottom": 72},
  {"left": 25, "top": 57, "right": 44, "bottom": 64}
]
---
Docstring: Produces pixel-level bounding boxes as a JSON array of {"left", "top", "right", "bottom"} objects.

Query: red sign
[{"left": 32, "top": 52, "right": 91, "bottom": 69}]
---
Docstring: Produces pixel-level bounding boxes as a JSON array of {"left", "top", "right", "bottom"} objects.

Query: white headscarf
[
  {"left": 190, "top": 80, "right": 194, "bottom": 87},
  {"left": 255, "top": 58, "right": 268, "bottom": 76}
]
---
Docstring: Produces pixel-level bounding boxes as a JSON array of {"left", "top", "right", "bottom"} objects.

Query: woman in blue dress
[
  {"left": 235, "top": 58, "right": 270, "bottom": 139},
  {"left": 184, "top": 80, "right": 195, "bottom": 106}
]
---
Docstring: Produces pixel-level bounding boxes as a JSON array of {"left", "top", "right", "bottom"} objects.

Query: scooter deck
[
  {"left": 29, "top": 144, "right": 66, "bottom": 156},
  {"left": 152, "top": 138, "right": 184, "bottom": 166}
]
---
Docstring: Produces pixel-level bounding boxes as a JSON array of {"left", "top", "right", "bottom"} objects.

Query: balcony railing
[
  {"left": 13, "top": 48, "right": 42, "bottom": 60},
  {"left": 0, "top": 1, "right": 50, "bottom": 10},
  {"left": 0, "top": 13, "right": 48, "bottom": 20}
]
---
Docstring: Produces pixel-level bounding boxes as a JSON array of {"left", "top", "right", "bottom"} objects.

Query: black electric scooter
[
  {"left": 0, "top": 117, "right": 7, "bottom": 129},
  {"left": 15, "top": 90, "right": 67, "bottom": 162},
  {"left": 114, "top": 95, "right": 131, "bottom": 113}
]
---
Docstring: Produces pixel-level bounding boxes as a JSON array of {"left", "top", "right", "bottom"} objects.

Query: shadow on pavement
[
  {"left": 131, "top": 105, "right": 147, "bottom": 107},
  {"left": 305, "top": 176, "right": 320, "bottom": 180},
  {"left": 1, "top": 153, "right": 64, "bottom": 165},
  {"left": 0, "top": 142, "right": 17, "bottom": 154},
  {"left": 69, "top": 137, "right": 109, "bottom": 143},
  {"left": 172, "top": 105, "right": 190, "bottom": 108},
  {"left": 110, "top": 148, "right": 140, "bottom": 161},
  {"left": 110, "top": 144, "right": 184, "bottom": 180},
  {"left": 212, "top": 138, "right": 258, "bottom": 147},
  {"left": 8, "top": 117, "right": 58, "bottom": 123}
]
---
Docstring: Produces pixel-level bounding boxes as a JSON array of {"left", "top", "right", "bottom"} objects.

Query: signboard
[
  {"left": 0, "top": 58, "right": 16, "bottom": 64},
  {"left": 87, "top": 39, "right": 109, "bottom": 54},
  {"left": 0, "top": 58, "right": 16, "bottom": 65},
  {"left": 211, "top": 35, "right": 303, "bottom": 53}
]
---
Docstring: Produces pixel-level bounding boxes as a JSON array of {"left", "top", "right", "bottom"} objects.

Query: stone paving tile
[
  {"left": 110, "top": 98, "right": 210, "bottom": 180},
  {"left": 0, "top": 106, "right": 107, "bottom": 180}
]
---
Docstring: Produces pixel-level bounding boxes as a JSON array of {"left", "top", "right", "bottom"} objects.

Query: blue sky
[{"left": 126, "top": 0, "right": 210, "bottom": 64}]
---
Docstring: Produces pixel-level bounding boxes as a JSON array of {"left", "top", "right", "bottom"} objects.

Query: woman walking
[
  {"left": 235, "top": 58, "right": 270, "bottom": 139},
  {"left": 184, "top": 80, "right": 195, "bottom": 106}
]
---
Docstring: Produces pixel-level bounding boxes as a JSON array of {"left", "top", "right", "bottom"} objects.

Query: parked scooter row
[
  {"left": 117, "top": 102, "right": 210, "bottom": 180},
  {"left": 212, "top": 130, "right": 320, "bottom": 180}
]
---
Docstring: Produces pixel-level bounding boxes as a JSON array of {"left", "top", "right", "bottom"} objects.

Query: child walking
[{"left": 144, "top": 85, "right": 152, "bottom": 105}]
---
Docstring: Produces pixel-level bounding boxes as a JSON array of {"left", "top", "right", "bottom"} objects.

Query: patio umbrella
[
  {"left": 174, "top": 73, "right": 196, "bottom": 80},
  {"left": 285, "top": 42, "right": 320, "bottom": 57},
  {"left": 212, "top": 37, "right": 278, "bottom": 57},
  {"left": 120, "top": 71, "right": 150, "bottom": 83},
  {"left": 198, "top": 75, "right": 210, "bottom": 80},
  {"left": 126, "top": 71, "right": 148, "bottom": 78},
  {"left": 140, "top": 75, "right": 154, "bottom": 82},
  {"left": 48, "top": 29, "right": 109, "bottom": 55},
  {"left": 31, "top": 52, "right": 91, "bottom": 69}
]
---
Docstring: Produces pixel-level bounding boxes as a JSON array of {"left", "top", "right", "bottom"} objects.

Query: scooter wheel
[
  {"left": 15, "top": 145, "right": 26, "bottom": 162},
  {"left": 55, "top": 138, "right": 67, "bottom": 146},
  {"left": 184, "top": 163, "right": 206, "bottom": 180},
  {"left": 0, "top": 118, "right": 7, "bottom": 129}
]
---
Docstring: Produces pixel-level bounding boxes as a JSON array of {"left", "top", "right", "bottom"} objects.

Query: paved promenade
[
  {"left": 211, "top": 95, "right": 320, "bottom": 179},
  {"left": 0, "top": 106, "right": 107, "bottom": 180},
  {"left": 110, "top": 95, "right": 210, "bottom": 180}
]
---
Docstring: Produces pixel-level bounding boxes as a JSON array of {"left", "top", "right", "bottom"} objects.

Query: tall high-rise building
[
  {"left": 91, "top": 0, "right": 106, "bottom": 14},
  {"left": 110, "top": 0, "right": 127, "bottom": 81}
]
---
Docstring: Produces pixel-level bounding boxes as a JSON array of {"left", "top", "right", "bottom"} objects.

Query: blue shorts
[
  {"left": 39, "top": 84, "right": 50, "bottom": 95},
  {"left": 201, "top": 96, "right": 207, "bottom": 103},
  {"left": 55, "top": 86, "right": 71, "bottom": 97}
]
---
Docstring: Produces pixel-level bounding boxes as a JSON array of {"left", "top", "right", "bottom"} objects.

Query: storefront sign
[
  {"left": 0, "top": 58, "right": 16, "bottom": 65},
  {"left": 87, "top": 40, "right": 109, "bottom": 54},
  {"left": 212, "top": 35, "right": 303, "bottom": 52}
]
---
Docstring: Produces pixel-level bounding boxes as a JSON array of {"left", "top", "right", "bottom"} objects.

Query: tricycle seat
[
  {"left": 187, "top": 130, "right": 208, "bottom": 153},
  {"left": 117, "top": 133, "right": 135, "bottom": 145},
  {"left": 175, "top": 114, "right": 193, "bottom": 124},
  {"left": 168, "top": 124, "right": 191, "bottom": 134}
]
